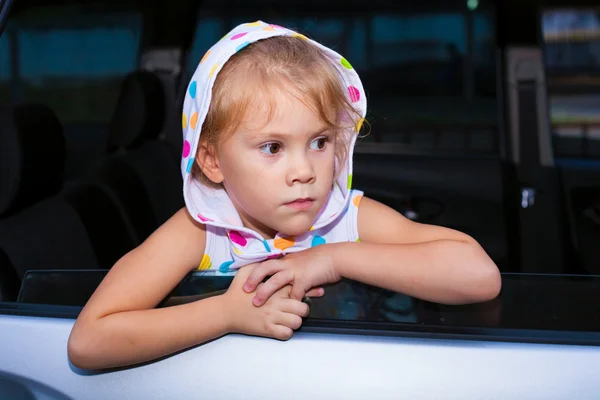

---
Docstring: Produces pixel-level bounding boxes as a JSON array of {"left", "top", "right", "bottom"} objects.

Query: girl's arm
[
  {"left": 68, "top": 208, "right": 310, "bottom": 370},
  {"left": 68, "top": 208, "right": 221, "bottom": 369},
  {"left": 330, "top": 196, "right": 502, "bottom": 304},
  {"left": 244, "top": 197, "right": 501, "bottom": 306}
]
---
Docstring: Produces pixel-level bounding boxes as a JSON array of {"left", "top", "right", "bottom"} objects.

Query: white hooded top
[{"left": 181, "top": 21, "right": 367, "bottom": 274}]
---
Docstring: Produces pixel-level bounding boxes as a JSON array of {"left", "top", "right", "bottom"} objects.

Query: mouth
[{"left": 284, "top": 198, "right": 314, "bottom": 210}]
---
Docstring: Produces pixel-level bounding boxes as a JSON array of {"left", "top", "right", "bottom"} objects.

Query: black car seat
[
  {"left": 568, "top": 186, "right": 600, "bottom": 274},
  {"left": 0, "top": 103, "right": 65, "bottom": 217},
  {"left": 0, "top": 104, "right": 137, "bottom": 301},
  {"left": 90, "top": 71, "right": 184, "bottom": 244}
]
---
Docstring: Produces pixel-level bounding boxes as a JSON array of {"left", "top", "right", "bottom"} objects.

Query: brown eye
[
  {"left": 269, "top": 143, "right": 280, "bottom": 154},
  {"left": 311, "top": 137, "right": 328, "bottom": 150},
  {"left": 260, "top": 143, "right": 281, "bottom": 155}
]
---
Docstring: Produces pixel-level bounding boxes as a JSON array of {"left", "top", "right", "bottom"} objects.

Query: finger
[
  {"left": 279, "top": 298, "right": 310, "bottom": 317},
  {"left": 253, "top": 270, "right": 294, "bottom": 306},
  {"left": 243, "top": 260, "right": 284, "bottom": 293},
  {"left": 273, "top": 284, "right": 292, "bottom": 298},
  {"left": 271, "top": 325, "right": 294, "bottom": 341},
  {"left": 305, "top": 287, "right": 325, "bottom": 298},
  {"left": 275, "top": 311, "right": 303, "bottom": 331},
  {"left": 290, "top": 283, "right": 310, "bottom": 302}
]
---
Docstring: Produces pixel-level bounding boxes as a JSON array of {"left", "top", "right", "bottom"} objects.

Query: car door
[{"left": 3, "top": 270, "right": 600, "bottom": 399}]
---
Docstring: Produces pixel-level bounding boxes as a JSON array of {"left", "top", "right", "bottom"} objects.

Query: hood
[{"left": 181, "top": 21, "right": 367, "bottom": 244}]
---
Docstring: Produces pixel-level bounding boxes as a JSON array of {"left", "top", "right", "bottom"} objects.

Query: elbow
[
  {"left": 463, "top": 245, "right": 502, "bottom": 304},
  {"left": 68, "top": 324, "right": 100, "bottom": 370},
  {"left": 471, "top": 263, "right": 502, "bottom": 303}
]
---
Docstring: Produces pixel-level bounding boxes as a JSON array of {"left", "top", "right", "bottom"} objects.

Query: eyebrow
[{"left": 247, "top": 126, "right": 330, "bottom": 141}]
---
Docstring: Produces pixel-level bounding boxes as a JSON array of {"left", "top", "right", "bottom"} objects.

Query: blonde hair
[{"left": 193, "top": 35, "right": 364, "bottom": 188}]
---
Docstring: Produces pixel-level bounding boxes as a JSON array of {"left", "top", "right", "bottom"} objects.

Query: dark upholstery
[
  {"left": 570, "top": 187, "right": 600, "bottom": 274},
  {"left": 0, "top": 197, "right": 99, "bottom": 278},
  {"left": 124, "top": 141, "right": 184, "bottom": 226},
  {"left": 107, "top": 71, "right": 166, "bottom": 152},
  {"left": 91, "top": 159, "right": 156, "bottom": 244},
  {"left": 0, "top": 103, "right": 65, "bottom": 217},
  {"left": 0, "top": 249, "right": 20, "bottom": 302},
  {"left": 60, "top": 182, "right": 137, "bottom": 268},
  {"left": 94, "top": 70, "right": 184, "bottom": 243},
  {"left": 0, "top": 104, "right": 138, "bottom": 299}
]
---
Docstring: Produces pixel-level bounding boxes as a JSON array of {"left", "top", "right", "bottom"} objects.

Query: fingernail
[
  {"left": 243, "top": 284, "right": 250, "bottom": 292},
  {"left": 252, "top": 297, "right": 261, "bottom": 306}
]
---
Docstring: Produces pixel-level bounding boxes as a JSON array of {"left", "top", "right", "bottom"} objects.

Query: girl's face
[{"left": 212, "top": 88, "right": 337, "bottom": 239}]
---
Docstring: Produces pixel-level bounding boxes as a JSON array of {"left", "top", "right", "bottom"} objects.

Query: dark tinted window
[
  {"left": 12, "top": 270, "right": 600, "bottom": 346},
  {"left": 542, "top": 9, "right": 600, "bottom": 160},
  {"left": 0, "top": 6, "right": 142, "bottom": 125},
  {"left": 186, "top": 2, "right": 499, "bottom": 154}
]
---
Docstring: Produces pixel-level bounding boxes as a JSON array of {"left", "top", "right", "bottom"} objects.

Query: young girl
[{"left": 68, "top": 21, "right": 501, "bottom": 370}]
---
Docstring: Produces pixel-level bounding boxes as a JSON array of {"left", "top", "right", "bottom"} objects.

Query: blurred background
[{"left": 0, "top": 0, "right": 599, "bottom": 303}]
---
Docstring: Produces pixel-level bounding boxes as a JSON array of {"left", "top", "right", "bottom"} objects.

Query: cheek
[
  {"left": 220, "top": 148, "right": 258, "bottom": 180},
  {"left": 226, "top": 164, "right": 275, "bottom": 199},
  {"left": 323, "top": 147, "right": 337, "bottom": 173}
]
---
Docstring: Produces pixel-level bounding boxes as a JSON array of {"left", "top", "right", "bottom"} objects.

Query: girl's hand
[
  {"left": 222, "top": 265, "right": 310, "bottom": 341},
  {"left": 242, "top": 246, "right": 340, "bottom": 306}
]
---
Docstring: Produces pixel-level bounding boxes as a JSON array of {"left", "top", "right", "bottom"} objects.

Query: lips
[{"left": 284, "top": 198, "right": 314, "bottom": 210}]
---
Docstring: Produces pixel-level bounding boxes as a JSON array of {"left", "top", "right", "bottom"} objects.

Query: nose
[{"left": 286, "top": 151, "right": 315, "bottom": 186}]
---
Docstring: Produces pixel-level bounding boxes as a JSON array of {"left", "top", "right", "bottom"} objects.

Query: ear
[{"left": 196, "top": 143, "right": 224, "bottom": 184}]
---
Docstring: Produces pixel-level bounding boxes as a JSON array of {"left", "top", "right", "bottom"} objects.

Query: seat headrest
[
  {"left": 0, "top": 103, "right": 65, "bottom": 216},
  {"left": 107, "top": 71, "right": 166, "bottom": 152}
]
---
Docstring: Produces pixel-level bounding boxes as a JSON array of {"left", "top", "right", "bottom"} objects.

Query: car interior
[
  {"left": 2, "top": 2, "right": 600, "bottom": 399},
  {"left": 0, "top": 0, "right": 599, "bottom": 314}
]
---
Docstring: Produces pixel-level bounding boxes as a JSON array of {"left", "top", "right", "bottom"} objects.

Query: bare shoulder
[
  {"left": 139, "top": 207, "right": 207, "bottom": 260},
  {"left": 75, "top": 208, "right": 206, "bottom": 321},
  {"left": 357, "top": 196, "right": 475, "bottom": 245}
]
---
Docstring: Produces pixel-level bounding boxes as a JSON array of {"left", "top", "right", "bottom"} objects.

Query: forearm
[
  {"left": 329, "top": 240, "right": 501, "bottom": 305},
  {"left": 69, "top": 295, "right": 230, "bottom": 370}
]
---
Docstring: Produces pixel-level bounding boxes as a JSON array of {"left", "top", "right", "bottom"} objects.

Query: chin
[{"left": 276, "top": 217, "right": 314, "bottom": 237}]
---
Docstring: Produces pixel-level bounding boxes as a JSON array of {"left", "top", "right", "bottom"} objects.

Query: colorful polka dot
[
  {"left": 230, "top": 32, "right": 248, "bottom": 40},
  {"left": 263, "top": 240, "right": 271, "bottom": 252},
  {"left": 198, "top": 254, "right": 212, "bottom": 270},
  {"left": 311, "top": 236, "right": 326, "bottom": 247},
  {"left": 356, "top": 238, "right": 361, "bottom": 242},
  {"left": 188, "top": 81, "right": 197, "bottom": 98},
  {"left": 262, "top": 26, "right": 275, "bottom": 31},
  {"left": 348, "top": 86, "right": 360, "bottom": 102},
  {"left": 340, "top": 57, "right": 353, "bottom": 69},
  {"left": 209, "top": 64, "right": 219, "bottom": 78},
  {"left": 186, "top": 158, "right": 194, "bottom": 173},
  {"left": 274, "top": 236, "right": 295, "bottom": 251},
  {"left": 196, "top": 213, "right": 210, "bottom": 222},
  {"left": 246, "top": 21, "right": 262, "bottom": 27},
  {"left": 347, "top": 173, "right": 353, "bottom": 189},
  {"left": 353, "top": 194, "right": 363, "bottom": 207},
  {"left": 233, "top": 247, "right": 242, "bottom": 255},
  {"left": 190, "top": 112, "right": 199, "bottom": 129},
  {"left": 229, "top": 230, "right": 247, "bottom": 246},
  {"left": 269, "top": 24, "right": 284, "bottom": 29},
  {"left": 355, "top": 118, "right": 365, "bottom": 133},
  {"left": 197, "top": 213, "right": 213, "bottom": 222},
  {"left": 292, "top": 33, "right": 308, "bottom": 40},
  {"left": 200, "top": 50, "right": 211, "bottom": 64},
  {"left": 182, "top": 113, "right": 188, "bottom": 129},
  {"left": 236, "top": 41, "right": 250, "bottom": 52},
  {"left": 182, "top": 140, "right": 191, "bottom": 158},
  {"left": 219, "top": 260, "right": 234, "bottom": 273}
]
